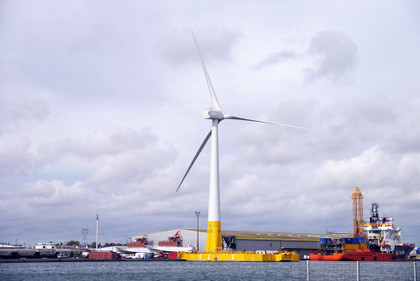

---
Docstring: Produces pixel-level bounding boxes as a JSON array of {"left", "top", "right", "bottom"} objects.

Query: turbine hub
[{"left": 203, "top": 109, "right": 224, "bottom": 120}]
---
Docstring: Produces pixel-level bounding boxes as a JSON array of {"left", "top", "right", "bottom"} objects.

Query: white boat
[{"left": 34, "top": 242, "right": 57, "bottom": 257}]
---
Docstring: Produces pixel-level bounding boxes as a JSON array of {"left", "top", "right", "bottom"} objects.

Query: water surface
[{"left": 0, "top": 260, "right": 418, "bottom": 280}]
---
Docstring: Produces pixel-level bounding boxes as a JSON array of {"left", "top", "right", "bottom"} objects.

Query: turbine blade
[
  {"left": 192, "top": 31, "right": 222, "bottom": 111},
  {"left": 224, "top": 114, "right": 306, "bottom": 129},
  {"left": 176, "top": 130, "right": 212, "bottom": 192}
]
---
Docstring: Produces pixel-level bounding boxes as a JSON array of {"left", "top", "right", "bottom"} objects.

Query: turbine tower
[{"left": 177, "top": 33, "right": 304, "bottom": 253}]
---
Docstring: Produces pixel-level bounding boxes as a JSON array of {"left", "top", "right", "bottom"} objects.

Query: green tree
[
  {"left": 66, "top": 240, "right": 80, "bottom": 246},
  {"left": 104, "top": 242, "right": 123, "bottom": 247},
  {"left": 90, "top": 242, "right": 101, "bottom": 248}
]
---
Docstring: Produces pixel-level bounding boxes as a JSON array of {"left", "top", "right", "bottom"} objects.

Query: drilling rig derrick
[{"left": 351, "top": 187, "right": 364, "bottom": 237}]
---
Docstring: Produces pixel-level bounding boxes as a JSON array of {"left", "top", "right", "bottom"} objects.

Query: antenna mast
[{"left": 81, "top": 228, "right": 88, "bottom": 247}]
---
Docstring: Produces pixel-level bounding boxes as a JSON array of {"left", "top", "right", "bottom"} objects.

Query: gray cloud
[
  {"left": 305, "top": 30, "right": 358, "bottom": 81},
  {"left": 391, "top": 99, "right": 420, "bottom": 153},
  {"left": 19, "top": 180, "right": 56, "bottom": 199},
  {"left": 37, "top": 128, "right": 158, "bottom": 163},
  {"left": 157, "top": 26, "right": 241, "bottom": 65},
  {"left": 254, "top": 30, "right": 357, "bottom": 82},
  {"left": 0, "top": 136, "right": 33, "bottom": 176},
  {"left": 254, "top": 50, "right": 300, "bottom": 69},
  {"left": 0, "top": 98, "right": 49, "bottom": 132}
]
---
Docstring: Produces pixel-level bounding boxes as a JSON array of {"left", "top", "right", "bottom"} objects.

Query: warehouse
[{"left": 131, "top": 229, "right": 351, "bottom": 258}]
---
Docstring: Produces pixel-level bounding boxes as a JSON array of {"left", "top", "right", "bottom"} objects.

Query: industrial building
[{"left": 131, "top": 229, "right": 351, "bottom": 258}]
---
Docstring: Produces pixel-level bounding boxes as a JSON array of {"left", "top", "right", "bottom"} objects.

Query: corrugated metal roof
[
  {"left": 131, "top": 228, "right": 206, "bottom": 239},
  {"left": 219, "top": 230, "right": 351, "bottom": 242},
  {"left": 132, "top": 229, "right": 351, "bottom": 242}
]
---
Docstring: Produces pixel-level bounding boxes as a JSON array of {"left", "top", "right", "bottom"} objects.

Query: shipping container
[
  {"left": 352, "top": 237, "right": 365, "bottom": 244},
  {"left": 89, "top": 251, "right": 118, "bottom": 260},
  {"left": 340, "top": 238, "right": 353, "bottom": 244},
  {"left": 168, "top": 252, "right": 178, "bottom": 259}
]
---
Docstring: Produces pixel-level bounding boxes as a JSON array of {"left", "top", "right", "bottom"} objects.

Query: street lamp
[{"left": 195, "top": 211, "right": 200, "bottom": 251}]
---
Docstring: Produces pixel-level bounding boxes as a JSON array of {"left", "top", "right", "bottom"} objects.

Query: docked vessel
[
  {"left": 118, "top": 230, "right": 194, "bottom": 259},
  {"left": 310, "top": 187, "right": 415, "bottom": 261},
  {"left": 148, "top": 230, "right": 194, "bottom": 253},
  {"left": 309, "top": 237, "right": 414, "bottom": 261}
]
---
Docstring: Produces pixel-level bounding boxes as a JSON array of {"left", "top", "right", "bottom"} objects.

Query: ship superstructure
[{"left": 363, "top": 202, "right": 402, "bottom": 252}]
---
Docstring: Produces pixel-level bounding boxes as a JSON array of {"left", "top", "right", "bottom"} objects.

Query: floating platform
[
  {"left": 178, "top": 251, "right": 299, "bottom": 262},
  {"left": 0, "top": 258, "right": 185, "bottom": 263}
]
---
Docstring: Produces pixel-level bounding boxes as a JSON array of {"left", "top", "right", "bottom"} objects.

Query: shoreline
[{"left": 0, "top": 258, "right": 185, "bottom": 263}]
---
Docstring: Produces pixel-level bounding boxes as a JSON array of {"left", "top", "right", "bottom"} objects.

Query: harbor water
[{"left": 0, "top": 260, "right": 418, "bottom": 280}]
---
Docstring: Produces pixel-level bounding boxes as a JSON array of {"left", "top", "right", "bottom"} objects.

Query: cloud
[
  {"left": 391, "top": 98, "right": 420, "bottom": 153},
  {"left": 254, "top": 30, "right": 357, "bottom": 82},
  {"left": 309, "top": 146, "right": 420, "bottom": 209},
  {"left": 254, "top": 50, "right": 300, "bottom": 69},
  {"left": 37, "top": 128, "right": 158, "bottom": 163},
  {"left": 0, "top": 125, "right": 181, "bottom": 242},
  {"left": 86, "top": 144, "right": 177, "bottom": 194},
  {"left": 305, "top": 30, "right": 358, "bottom": 81},
  {"left": 71, "top": 23, "right": 119, "bottom": 53},
  {"left": 156, "top": 25, "right": 241, "bottom": 66},
  {"left": 1, "top": 1, "right": 419, "bottom": 247},
  {"left": 311, "top": 146, "right": 394, "bottom": 189},
  {"left": 0, "top": 136, "right": 33, "bottom": 176},
  {"left": 19, "top": 180, "right": 56, "bottom": 199},
  {"left": 0, "top": 98, "right": 49, "bottom": 132}
]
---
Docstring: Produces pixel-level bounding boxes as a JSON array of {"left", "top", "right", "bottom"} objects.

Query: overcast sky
[{"left": 1, "top": 0, "right": 419, "bottom": 247}]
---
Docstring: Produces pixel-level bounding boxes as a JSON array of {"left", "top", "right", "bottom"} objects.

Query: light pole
[
  {"left": 96, "top": 214, "right": 99, "bottom": 249},
  {"left": 195, "top": 211, "right": 200, "bottom": 251}
]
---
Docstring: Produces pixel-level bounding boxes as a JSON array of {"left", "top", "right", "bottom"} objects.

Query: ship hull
[
  {"left": 310, "top": 244, "right": 414, "bottom": 262},
  {"left": 309, "top": 252, "right": 344, "bottom": 261},
  {"left": 309, "top": 252, "right": 406, "bottom": 262},
  {"left": 342, "top": 252, "right": 403, "bottom": 261}
]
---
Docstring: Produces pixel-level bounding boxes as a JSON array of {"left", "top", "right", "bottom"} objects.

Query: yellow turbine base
[
  {"left": 178, "top": 251, "right": 299, "bottom": 262},
  {"left": 206, "top": 221, "right": 222, "bottom": 253}
]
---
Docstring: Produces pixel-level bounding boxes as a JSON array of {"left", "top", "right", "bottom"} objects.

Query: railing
[{"left": 306, "top": 260, "right": 419, "bottom": 281}]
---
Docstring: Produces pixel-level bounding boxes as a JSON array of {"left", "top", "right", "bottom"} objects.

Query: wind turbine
[{"left": 177, "top": 33, "right": 304, "bottom": 253}]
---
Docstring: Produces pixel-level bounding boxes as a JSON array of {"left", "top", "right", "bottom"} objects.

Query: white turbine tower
[{"left": 177, "top": 33, "right": 304, "bottom": 254}]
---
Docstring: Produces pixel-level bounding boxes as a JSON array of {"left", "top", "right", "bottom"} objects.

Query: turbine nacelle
[{"left": 203, "top": 109, "right": 224, "bottom": 120}]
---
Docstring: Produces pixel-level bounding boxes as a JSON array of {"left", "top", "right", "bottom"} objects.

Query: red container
[
  {"left": 168, "top": 252, "right": 178, "bottom": 259},
  {"left": 89, "top": 251, "right": 118, "bottom": 260}
]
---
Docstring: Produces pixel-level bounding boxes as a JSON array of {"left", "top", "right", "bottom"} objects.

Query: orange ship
[
  {"left": 309, "top": 237, "right": 414, "bottom": 261},
  {"left": 310, "top": 187, "right": 415, "bottom": 261}
]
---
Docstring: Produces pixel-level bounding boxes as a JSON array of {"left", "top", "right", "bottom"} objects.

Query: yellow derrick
[{"left": 351, "top": 187, "right": 364, "bottom": 237}]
